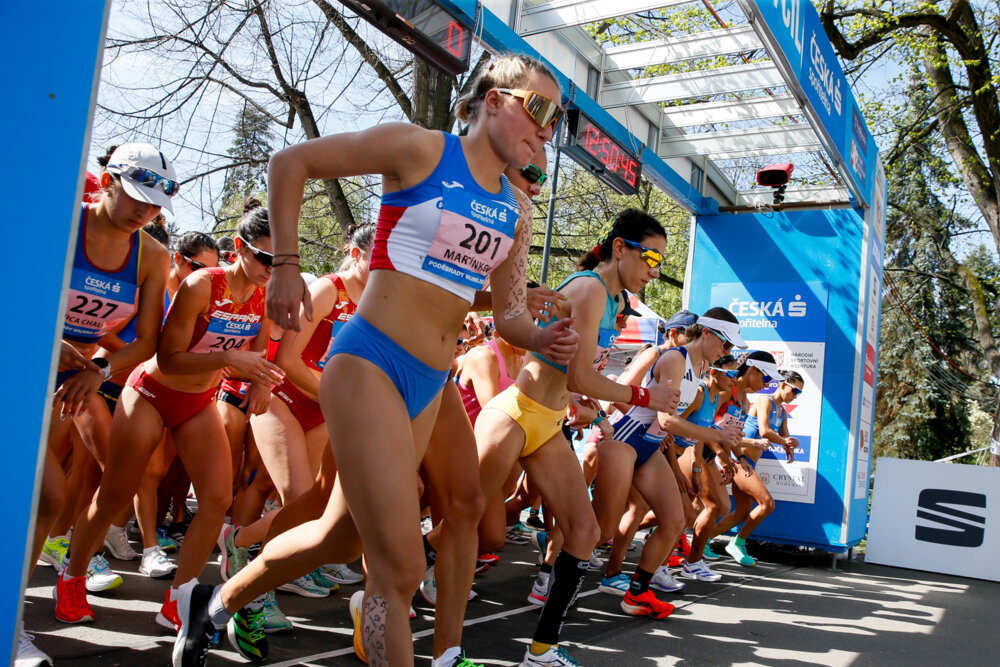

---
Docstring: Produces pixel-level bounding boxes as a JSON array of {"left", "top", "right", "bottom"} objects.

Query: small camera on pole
[{"left": 756, "top": 163, "right": 793, "bottom": 206}]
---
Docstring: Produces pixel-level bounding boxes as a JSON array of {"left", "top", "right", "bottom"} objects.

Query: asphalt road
[{"left": 21, "top": 532, "right": 997, "bottom": 666}]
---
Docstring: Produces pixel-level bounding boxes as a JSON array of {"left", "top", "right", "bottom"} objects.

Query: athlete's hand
[
  {"left": 719, "top": 463, "right": 734, "bottom": 485},
  {"left": 690, "top": 468, "right": 702, "bottom": 497},
  {"left": 533, "top": 317, "right": 578, "bottom": 366},
  {"left": 242, "top": 381, "right": 272, "bottom": 417},
  {"left": 227, "top": 350, "right": 285, "bottom": 387},
  {"left": 783, "top": 436, "right": 798, "bottom": 463},
  {"left": 675, "top": 468, "right": 695, "bottom": 499},
  {"left": 714, "top": 422, "right": 742, "bottom": 448},
  {"left": 738, "top": 457, "right": 754, "bottom": 477},
  {"left": 527, "top": 287, "right": 568, "bottom": 322},
  {"left": 54, "top": 369, "right": 102, "bottom": 420},
  {"left": 566, "top": 400, "right": 597, "bottom": 430},
  {"left": 645, "top": 381, "right": 679, "bottom": 413},
  {"left": 597, "top": 418, "right": 614, "bottom": 439},
  {"left": 463, "top": 312, "right": 485, "bottom": 346},
  {"left": 267, "top": 267, "right": 312, "bottom": 331},
  {"left": 59, "top": 342, "right": 101, "bottom": 373},
  {"left": 719, "top": 455, "right": 737, "bottom": 480}
]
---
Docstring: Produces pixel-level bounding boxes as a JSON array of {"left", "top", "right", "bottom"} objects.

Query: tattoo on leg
[{"left": 362, "top": 594, "right": 389, "bottom": 667}]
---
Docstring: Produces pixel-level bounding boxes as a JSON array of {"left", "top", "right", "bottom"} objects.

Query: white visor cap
[{"left": 697, "top": 316, "right": 748, "bottom": 349}]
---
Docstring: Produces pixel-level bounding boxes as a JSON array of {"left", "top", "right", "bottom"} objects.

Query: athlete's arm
[
  {"left": 266, "top": 124, "right": 444, "bottom": 330},
  {"left": 653, "top": 352, "right": 729, "bottom": 443},
  {"left": 490, "top": 214, "right": 578, "bottom": 365},
  {"left": 275, "top": 278, "right": 338, "bottom": 402},
  {"left": 753, "top": 396, "right": 788, "bottom": 447},
  {"left": 607, "top": 345, "right": 660, "bottom": 414},
  {"left": 240, "top": 321, "right": 280, "bottom": 415},
  {"left": 778, "top": 405, "right": 797, "bottom": 463}
]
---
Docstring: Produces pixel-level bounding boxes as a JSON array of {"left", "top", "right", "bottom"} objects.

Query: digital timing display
[
  {"left": 564, "top": 110, "right": 642, "bottom": 196},
  {"left": 339, "top": 0, "right": 472, "bottom": 76}
]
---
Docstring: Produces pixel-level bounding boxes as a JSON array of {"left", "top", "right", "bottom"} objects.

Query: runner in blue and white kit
[{"left": 174, "top": 54, "right": 579, "bottom": 667}]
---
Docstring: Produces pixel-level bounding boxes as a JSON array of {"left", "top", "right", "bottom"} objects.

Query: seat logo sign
[{"left": 915, "top": 489, "right": 986, "bottom": 548}]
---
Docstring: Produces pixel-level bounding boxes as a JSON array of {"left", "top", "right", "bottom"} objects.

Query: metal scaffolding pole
[{"left": 540, "top": 146, "right": 562, "bottom": 285}]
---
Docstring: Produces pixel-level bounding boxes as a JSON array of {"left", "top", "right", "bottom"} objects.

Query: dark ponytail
[
  {"left": 237, "top": 196, "right": 269, "bottom": 244},
  {"left": 577, "top": 208, "right": 666, "bottom": 270}
]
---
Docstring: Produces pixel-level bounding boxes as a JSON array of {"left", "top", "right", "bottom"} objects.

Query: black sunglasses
[
  {"left": 181, "top": 255, "right": 205, "bottom": 271},
  {"left": 521, "top": 163, "right": 547, "bottom": 185},
  {"left": 238, "top": 235, "right": 273, "bottom": 267},
  {"left": 790, "top": 386, "right": 803, "bottom": 397}
]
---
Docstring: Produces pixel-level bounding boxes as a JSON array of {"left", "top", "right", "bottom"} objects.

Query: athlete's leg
[
  {"left": 64, "top": 388, "right": 165, "bottom": 578},
  {"left": 420, "top": 382, "right": 486, "bottom": 659},
  {"left": 169, "top": 405, "right": 234, "bottom": 586},
  {"left": 713, "top": 473, "right": 755, "bottom": 537},
  {"left": 217, "top": 397, "right": 248, "bottom": 497},
  {"left": 688, "top": 463, "right": 729, "bottom": 562},
  {"left": 591, "top": 439, "right": 637, "bottom": 543},
  {"left": 632, "top": 454, "right": 685, "bottom": 574},
  {"left": 604, "top": 491, "right": 646, "bottom": 577},
  {"left": 734, "top": 470, "right": 774, "bottom": 539},
  {"left": 474, "top": 408, "right": 528, "bottom": 550},
  {"left": 134, "top": 432, "right": 174, "bottom": 550}
]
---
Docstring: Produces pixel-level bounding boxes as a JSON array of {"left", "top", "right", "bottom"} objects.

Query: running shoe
[
  {"left": 527, "top": 571, "right": 550, "bottom": 607},
  {"left": 157, "top": 525, "right": 179, "bottom": 552},
  {"left": 677, "top": 533, "right": 691, "bottom": 558},
  {"left": 667, "top": 551, "right": 686, "bottom": 568},
  {"left": 520, "top": 645, "right": 581, "bottom": 666},
  {"left": 505, "top": 525, "right": 530, "bottom": 545},
  {"left": 530, "top": 531, "right": 548, "bottom": 557},
  {"left": 104, "top": 525, "right": 139, "bottom": 561},
  {"left": 588, "top": 549, "right": 603, "bottom": 571},
  {"left": 680, "top": 559, "right": 722, "bottom": 582},
  {"left": 86, "top": 554, "right": 123, "bottom": 592},
  {"left": 475, "top": 560, "right": 490, "bottom": 575},
  {"left": 15, "top": 622, "right": 51, "bottom": 667},
  {"left": 53, "top": 574, "right": 94, "bottom": 623},
  {"left": 320, "top": 562, "right": 364, "bottom": 584},
  {"left": 444, "top": 653, "right": 484, "bottom": 667},
  {"left": 157, "top": 589, "right": 181, "bottom": 632},
  {"left": 39, "top": 536, "right": 69, "bottom": 570},
  {"left": 349, "top": 590, "right": 367, "bottom": 664},
  {"left": 309, "top": 567, "right": 341, "bottom": 591},
  {"left": 510, "top": 522, "right": 534, "bottom": 537},
  {"left": 277, "top": 574, "right": 329, "bottom": 598},
  {"left": 258, "top": 591, "right": 291, "bottom": 633},
  {"left": 140, "top": 548, "right": 177, "bottom": 578},
  {"left": 725, "top": 539, "right": 756, "bottom": 566},
  {"left": 476, "top": 553, "right": 499, "bottom": 573},
  {"left": 217, "top": 524, "right": 248, "bottom": 582},
  {"left": 171, "top": 579, "right": 216, "bottom": 667},
  {"left": 228, "top": 598, "right": 268, "bottom": 662},
  {"left": 594, "top": 539, "right": 612, "bottom": 554},
  {"left": 420, "top": 565, "right": 438, "bottom": 605},
  {"left": 702, "top": 542, "right": 721, "bottom": 561},
  {"left": 621, "top": 589, "right": 675, "bottom": 619},
  {"left": 409, "top": 606, "right": 416, "bottom": 619},
  {"left": 598, "top": 572, "right": 630, "bottom": 596},
  {"left": 649, "top": 566, "right": 685, "bottom": 593},
  {"left": 525, "top": 514, "right": 545, "bottom": 531}
]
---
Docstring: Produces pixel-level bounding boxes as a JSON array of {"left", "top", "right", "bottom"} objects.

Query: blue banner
[{"left": 709, "top": 281, "right": 829, "bottom": 342}]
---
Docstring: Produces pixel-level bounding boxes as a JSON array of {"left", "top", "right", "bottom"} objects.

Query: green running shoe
[
  {"left": 261, "top": 591, "right": 292, "bottom": 633},
  {"left": 725, "top": 538, "right": 756, "bottom": 566},
  {"left": 702, "top": 543, "right": 721, "bottom": 561},
  {"left": 228, "top": 597, "right": 268, "bottom": 662}
]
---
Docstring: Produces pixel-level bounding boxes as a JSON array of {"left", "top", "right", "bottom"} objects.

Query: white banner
[{"left": 866, "top": 458, "right": 1000, "bottom": 582}]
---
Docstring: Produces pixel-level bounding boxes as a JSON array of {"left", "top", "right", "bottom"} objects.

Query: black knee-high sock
[
  {"left": 629, "top": 567, "right": 653, "bottom": 595},
  {"left": 423, "top": 534, "right": 436, "bottom": 567},
  {"left": 533, "top": 551, "right": 587, "bottom": 645}
]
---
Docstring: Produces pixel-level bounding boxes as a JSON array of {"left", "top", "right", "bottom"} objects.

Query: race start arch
[{"left": 13, "top": 0, "right": 885, "bottom": 660}]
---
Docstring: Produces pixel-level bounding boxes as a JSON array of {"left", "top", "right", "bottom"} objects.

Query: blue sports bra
[{"left": 532, "top": 270, "right": 619, "bottom": 372}]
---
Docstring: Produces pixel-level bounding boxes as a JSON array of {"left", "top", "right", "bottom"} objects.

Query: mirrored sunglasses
[
  {"left": 621, "top": 238, "right": 663, "bottom": 269},
  {"left": 495, "top": 88, "right": 564, "bottom": 129},
  {"left": 521, "top": 163, "right": 547, "bottom": 185},
  {"left": 181, "top": 255, "right": 205, "bottom": 271},
  {"left": 710, "top": 367, "right": 738, "bottom": 379},
  {"left": 707, "top": 328, "right": 734, "bottom": 351},
  {"left": 790, "top": 386, "right": 803, "bottom": 396},
  {"left": 109, "top": 164, "right": 180, "bottom": 197},
  {"left": 238, "top": 235, "right": 273, "bottom": 267}
]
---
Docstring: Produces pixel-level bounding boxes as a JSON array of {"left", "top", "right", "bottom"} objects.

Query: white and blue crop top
[
  {"left": 675, "top": 381, "right": 723, "bottom": 448},
  {"left": 531, "top": 270, "right": 620, "bottom": 373},
  {"left": 370, "top": 132, "right": 520, "bottom": 304}
]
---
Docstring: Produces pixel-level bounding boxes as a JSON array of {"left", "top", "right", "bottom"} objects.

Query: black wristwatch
[
  {"left": 92, "top": 357, "right": 112, "bottom": 381},
  {"left": 592, "top": 409, "right": 608, "bottom": 426}
]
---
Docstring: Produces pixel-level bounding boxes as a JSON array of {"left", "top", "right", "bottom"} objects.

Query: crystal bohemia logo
[{"left": 915, "top": 489, "right": 986, "bottom": 548}]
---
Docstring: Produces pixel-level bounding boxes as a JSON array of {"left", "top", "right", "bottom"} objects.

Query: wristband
[
  {"left": 691, "top": 466, "right": 703, "bottom": 473},
  {"left": 630, "top": 385, "right": 650, "bottom": 407}
]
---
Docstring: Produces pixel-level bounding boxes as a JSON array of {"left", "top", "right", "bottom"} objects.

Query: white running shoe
[
  {"left": 420, "top": 565, "right": 438, "bottom": 605},
  {"left": 680, "top": 559, "right": 722, "bottom": 582},
  {"left": 588, "top": 549, "right": 603, "bottom": 570},
  {"left": 277, "top": 574, "right": 329, "bottom": 598},
  {"left": 15, "top": 622, "right": 52, "bottom": 667},
  {"left": 103, "top": 525, "right": 139, "bottom": 561},
  {"left": 527, "top": 571, "right": 550, "bottom": 607},
  {"left": 85, "top": 554, "right": 123, "bottom": 592},
  {"left": 321, "top": 562, "right": 364, "bottom": 585},
  {"left": 139, "top": 548, "right": 177, "bottom": 578},
  {"left": 649, "top": 566, "right": 685, "bottom": 592},
  {"left": 520, "top": 645, "right": 581, "bottom": 666}
]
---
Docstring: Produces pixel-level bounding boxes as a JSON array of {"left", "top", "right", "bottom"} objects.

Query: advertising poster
[{"left": 711, "top": 282, "right": 829, "bottom": 504}]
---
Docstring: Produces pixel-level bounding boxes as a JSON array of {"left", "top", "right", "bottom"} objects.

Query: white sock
[
  {"left": 208, "top": 585, "right": 231, "bottom": 628},
  {"left": 143, "top": 546, "right": 158, "bottom": 557},
  {"left": 432, "top": 646, "right": 462, "bottom": 667},
  {"left": 687, "top": 559, "right": 703, "bottom": 567},
  {"left": 169, "top": 587, "right": 179, "bottom": 602}
]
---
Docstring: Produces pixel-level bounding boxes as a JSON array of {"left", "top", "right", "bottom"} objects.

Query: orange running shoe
[
  {"left": 667, "top": 552, "right": 686, "bottom": 568},
  {"left": 156, "top": 589, "right": 181, "bottom": 632},
  {"left": 677, "top": 533, "right": 691, "bottom": 558},
  {"left": 54, "top": 574, "right": 94, "bottom": 624},
  {"left": 620, "top": 589, "right": 675, "bottom": 619}
]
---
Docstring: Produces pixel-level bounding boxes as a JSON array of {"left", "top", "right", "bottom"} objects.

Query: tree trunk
[
  {"left": 412, "top": 60, "right": 455, "bottom": 131},
  {"left": 989, "top": 391, "right": 1000, "bottom": 466}
]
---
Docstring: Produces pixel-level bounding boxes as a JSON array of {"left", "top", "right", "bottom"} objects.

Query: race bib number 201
[{"left": 422, "top": 187, "right": 517, "bottom": 290}]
